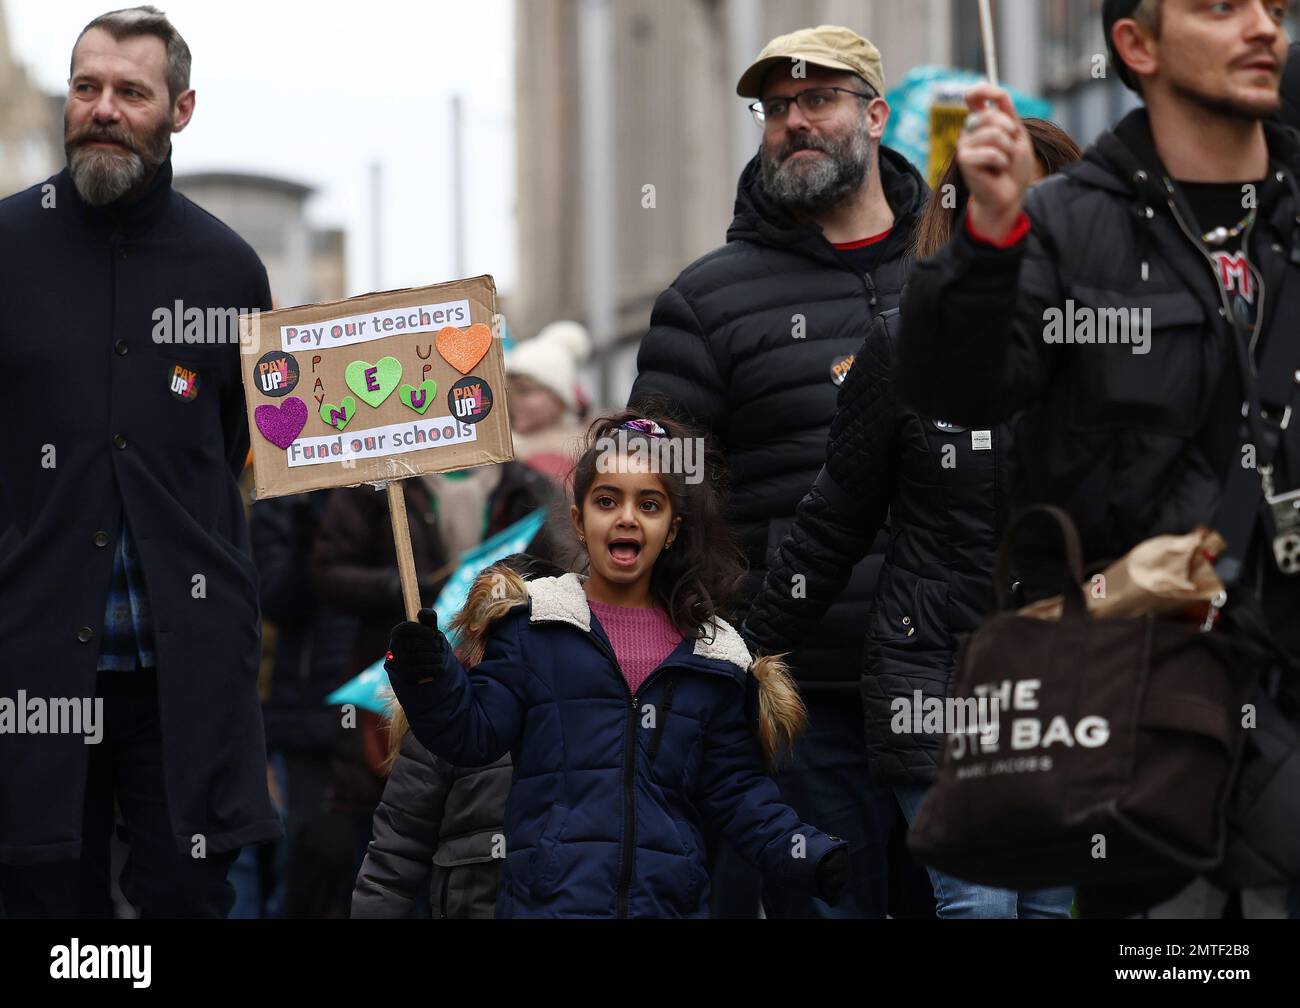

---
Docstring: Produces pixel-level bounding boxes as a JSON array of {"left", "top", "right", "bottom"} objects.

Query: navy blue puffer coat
[{"left": 388, "top": 567, "right": 845, "bottom": 918}]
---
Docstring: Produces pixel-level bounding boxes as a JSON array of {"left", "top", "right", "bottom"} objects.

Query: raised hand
[{"left": 956, "top": 83, "right": 1037, "bottom": 244}]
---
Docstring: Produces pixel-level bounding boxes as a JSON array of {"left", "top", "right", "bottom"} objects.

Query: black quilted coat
[
  {"left": 744, "top": 311, "right": 1009, "bottom": 785},
  {"left": 629, "top": 148, "right": 927, "bottom": 688}
]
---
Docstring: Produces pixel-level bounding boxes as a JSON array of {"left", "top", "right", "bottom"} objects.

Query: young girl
[{"left": 384, "top": 410, "right": 849, "bottom": 918}]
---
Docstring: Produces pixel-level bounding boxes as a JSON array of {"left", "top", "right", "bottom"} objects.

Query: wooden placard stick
[{"left": 387, "top": 482, "right": 421, "bottom": 621}]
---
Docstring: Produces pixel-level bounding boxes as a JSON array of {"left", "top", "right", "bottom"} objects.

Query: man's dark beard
[
  {"left": 760, "top": 118, "right": 873, "bottom": 215},
  {"left": 65, "top": 114, "right": 172, "bottom": 207}
]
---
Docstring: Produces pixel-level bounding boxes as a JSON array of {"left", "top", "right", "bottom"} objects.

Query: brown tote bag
[{"left": 907, "top": 505, "right": 1256, "bottom": 889}]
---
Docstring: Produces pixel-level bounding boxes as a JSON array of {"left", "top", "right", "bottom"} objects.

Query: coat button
[
  {"left": 76, "top": 627, "right": 94, "bottom": 643},
  {"left": 113, "top": 434, "right": 127, "bottom": 449},
  {"left": 93, "top": 531, "right": 110, "bottom": 547},
  {"left": 114, "top": 339, "right": 129, "bottom": 356},
  {"left": 118, "top": 247, "right": 128, "bottom": 260}
]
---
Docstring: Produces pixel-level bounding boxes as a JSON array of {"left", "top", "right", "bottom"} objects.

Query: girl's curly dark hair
[{"left": 570, "top": 405, "right": 747, "bottom": 639}]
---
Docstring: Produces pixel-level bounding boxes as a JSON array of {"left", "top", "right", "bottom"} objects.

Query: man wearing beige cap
[{"left": 631, "top": 25, "right": 929, "bottom": 919}]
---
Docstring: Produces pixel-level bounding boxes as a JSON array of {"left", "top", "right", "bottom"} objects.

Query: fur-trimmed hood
[
  {"left": 446, "top": 563, "right": 806, "bottom": 761},
  {"left": 455, "top": 568, "right": 748, "bottom": 671}
]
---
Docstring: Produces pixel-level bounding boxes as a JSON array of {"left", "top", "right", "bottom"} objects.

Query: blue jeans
[
  {"left": 229, "top": 754, "right": 289, "bottom": 919},
  {"left": 893, "top": 783, "right": 1074, "bottom": 919}
]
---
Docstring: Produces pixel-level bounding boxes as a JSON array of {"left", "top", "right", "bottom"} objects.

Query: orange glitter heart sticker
[{"left": 434, "top": 323, "right": 492, "bottom": 375}]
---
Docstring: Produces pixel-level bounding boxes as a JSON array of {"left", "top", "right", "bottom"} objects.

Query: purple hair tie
[{"left": 620, "top": 418, "right": 667, "bottom": 437}]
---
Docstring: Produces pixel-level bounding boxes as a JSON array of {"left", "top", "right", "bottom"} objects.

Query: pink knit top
[{"left": 588, "top": 601, "right": 684, "bottom": 695}]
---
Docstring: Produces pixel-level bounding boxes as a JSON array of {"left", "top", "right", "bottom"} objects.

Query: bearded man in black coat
[
  {"left": 0, "top": 6, "right": 280, "bottom": 918},
  {"left": 630, "top": 26, "right": 931, "bottom": 918}
]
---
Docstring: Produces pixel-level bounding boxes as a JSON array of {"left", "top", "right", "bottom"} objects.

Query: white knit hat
[{"left": 505, "top": 320, "right": 592, "bottom": 410}]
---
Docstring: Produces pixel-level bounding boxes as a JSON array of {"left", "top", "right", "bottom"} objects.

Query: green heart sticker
[
  {"left": 398, "top": 380, "right": 438, "bottom": 415},
  {"left": 345, "top": 356, "right": 402, "bottom": 408},
  {"left": 320, "top": 396, "right": 357, "bottom": 432}
]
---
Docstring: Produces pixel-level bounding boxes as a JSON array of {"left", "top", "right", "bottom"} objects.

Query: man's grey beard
[
  {"left": 65, "top": 117, "right": 171, "bottom": 207},
  {"left": 760, "top": 117, "right": 874, "bottom": 215}
]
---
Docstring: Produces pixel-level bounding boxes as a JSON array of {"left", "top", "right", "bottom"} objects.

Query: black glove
[
  {"left": 814, "top": 843, "right": 851, "bottom": 906},
  {"left": 384, "top": 608, "right": 445, "bottom": 688}
]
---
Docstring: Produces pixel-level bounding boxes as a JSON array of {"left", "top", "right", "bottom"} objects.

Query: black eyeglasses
[{"left": 749, "top": 86, "right": 876, "bottom": 127}]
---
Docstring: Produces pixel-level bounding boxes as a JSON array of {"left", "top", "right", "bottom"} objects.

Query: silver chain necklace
[{"left": 1202, "top": 209, "right": 1256, "bottom": 246}]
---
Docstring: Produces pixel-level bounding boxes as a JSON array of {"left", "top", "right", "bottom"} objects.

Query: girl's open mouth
[{"left": 608, "top": 539, "right": 641, "bottom": 567}]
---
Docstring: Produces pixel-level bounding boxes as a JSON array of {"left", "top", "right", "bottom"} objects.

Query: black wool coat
[{"left": 0, "top": 159, "right": 281, "bottom": 864}]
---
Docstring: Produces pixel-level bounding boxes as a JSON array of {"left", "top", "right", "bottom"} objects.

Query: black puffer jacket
[
  {"left": 630, "top": 147, "right": 927, "bottom": 687},
  {"left": 897, "top": 110, "right": 1300, "bottom": 664},
  {"left": 744, "top": 311, "right": 1008, "bottom": 784},
  {"left": 351, "top": 731, "right": 510, "bottom": 919}
]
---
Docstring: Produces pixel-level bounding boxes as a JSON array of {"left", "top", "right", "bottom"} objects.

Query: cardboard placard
[{"left": 239, "top": 275, "right": 513, "bottom": 500}]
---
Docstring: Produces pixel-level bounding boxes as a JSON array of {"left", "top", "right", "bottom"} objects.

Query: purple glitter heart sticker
[{"left": 255, "top": 396, "right": 307, "bottom": 450}]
